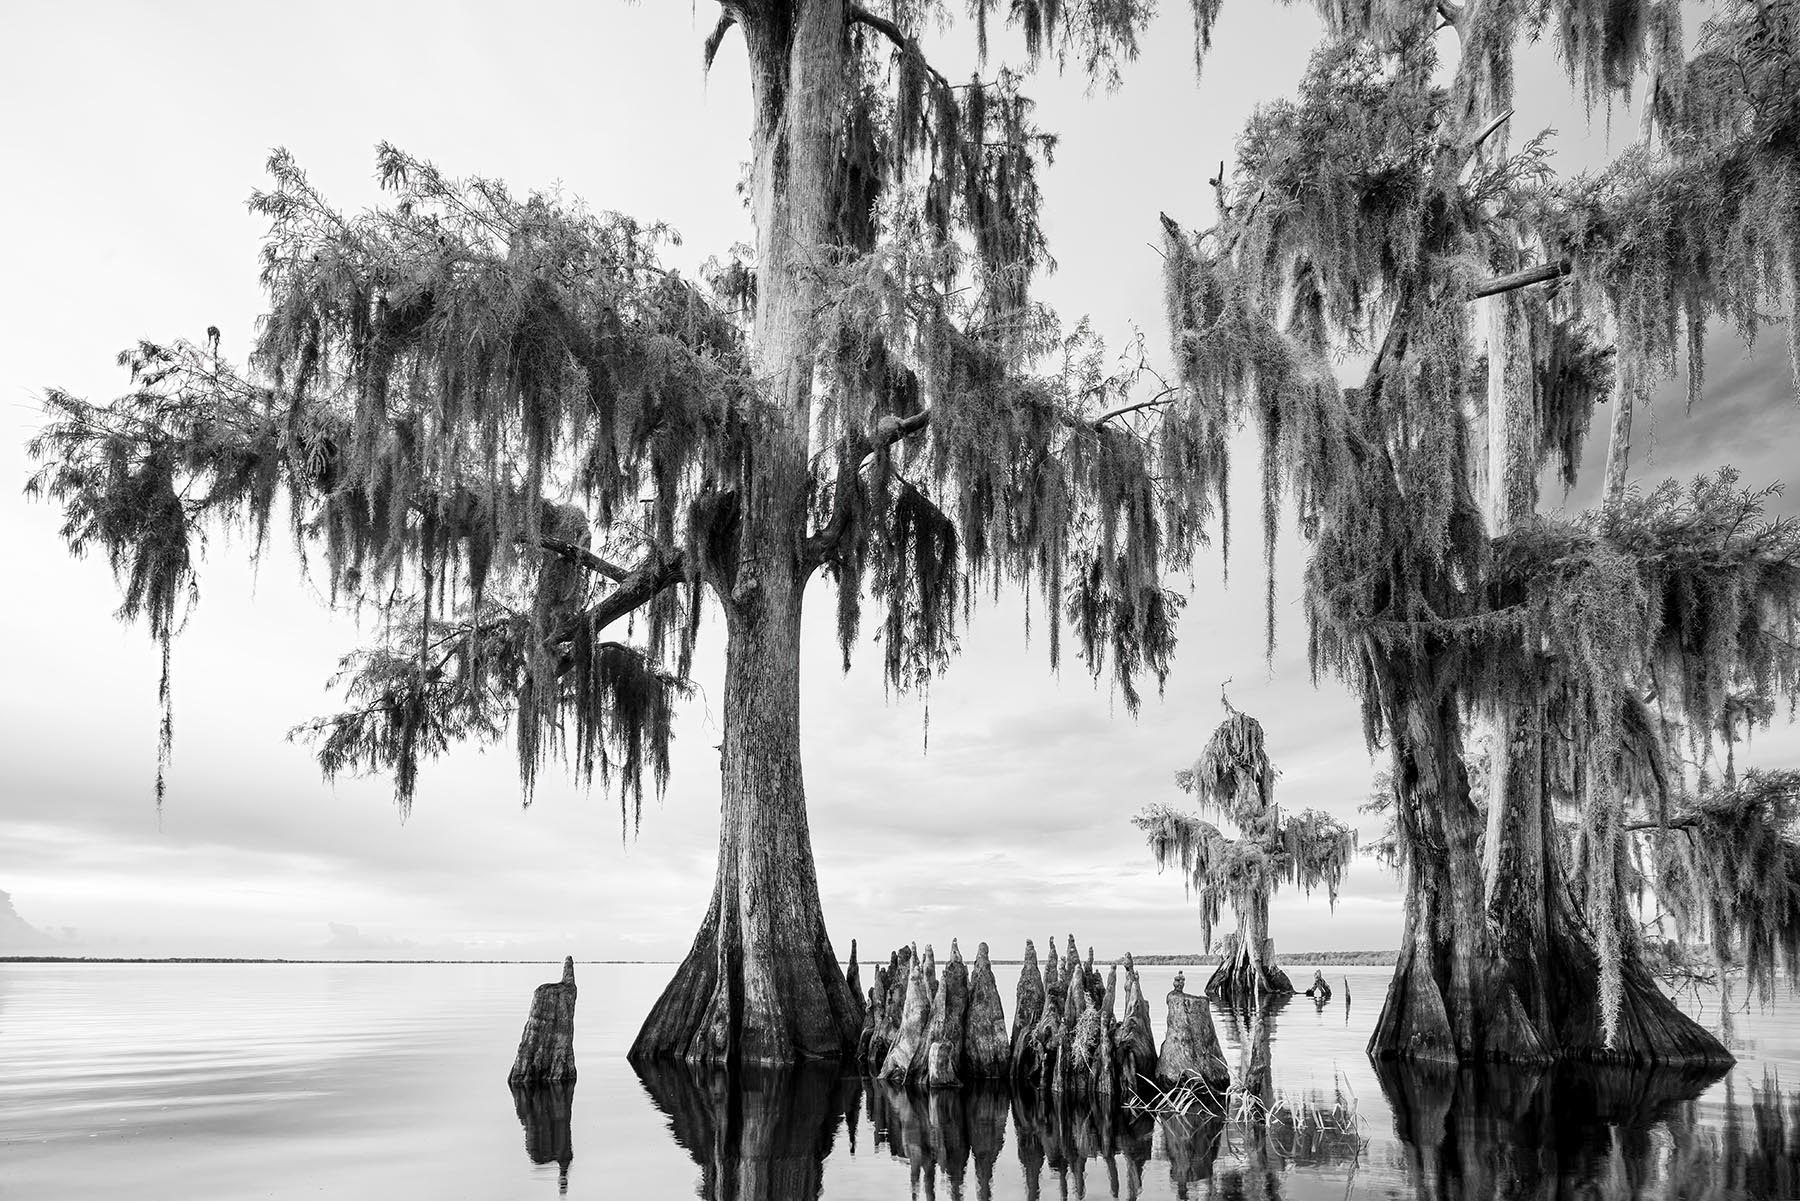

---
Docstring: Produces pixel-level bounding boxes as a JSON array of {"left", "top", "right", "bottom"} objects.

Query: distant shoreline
[{"left": 1, "top": 951, "right": 1399, "bottom": 967}]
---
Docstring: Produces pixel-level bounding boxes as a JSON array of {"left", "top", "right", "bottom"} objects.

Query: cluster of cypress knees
[{"left": 850, "top": 935, "right": 1233, "bottom": 1102}]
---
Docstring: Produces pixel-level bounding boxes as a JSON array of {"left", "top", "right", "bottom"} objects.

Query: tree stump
[
  {"left": 1156, "top": 981, "right": 1230, "bottom": 1092},
  {"left": 964, "top": 942, "right": 1010, "bottom": 1078},
  {"left": 509, "top": 957, "right": 578, "bottom": 1085}
]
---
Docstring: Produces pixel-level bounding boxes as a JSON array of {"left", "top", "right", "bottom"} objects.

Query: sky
[{"left": 1, "top": 1, "right": 1795, "bottom": 962}]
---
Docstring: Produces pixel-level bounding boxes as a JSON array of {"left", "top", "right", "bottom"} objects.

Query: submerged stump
[
  {"left": 510, "top": 957, "right": 578, "bottom": 1085},
  {"left": 1155, "top": 976, "right": 1230, "bottom": 1093}
]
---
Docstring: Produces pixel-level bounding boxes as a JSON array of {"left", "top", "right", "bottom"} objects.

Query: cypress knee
[
  {"left": 509, "top": 957, "right": 578, "bottom": 1085},
  {"left": 1117, "top": 956, "right": 1157, "bottom": 1100},
  {"left": 846, "top": 939, "right": 864, "bottom": 1026},
  {"left": 1011, "top": 940, "right": 1045, "bottom": 1079},
  {"left": 925, "top": 940, "right": 970, "bottom": 1088},
  {"left": 963, "top": 941, "right": 1010, "bottom": 1078},
  {"left": 880, "top": 948, "right": 933, "bottom": 1082},
  {"left": 1093, "top": 963, "right": 1118, "bottom": 1108}
]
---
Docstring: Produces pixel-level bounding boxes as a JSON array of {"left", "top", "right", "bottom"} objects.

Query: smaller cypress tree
[{"left": 1134, "top": 690, "right": 1357, "bottom": 1000}]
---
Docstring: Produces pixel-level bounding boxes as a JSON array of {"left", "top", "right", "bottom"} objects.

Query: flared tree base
[
  {"left": 630, "top": 890, "right": 860, "bottom": 1068},
  {"left": 1203, "top": 936, "right": 1294, "bottom": 1004},
  {"left": 1369, "top": 933, "right": 1733, "bottom": 1067}
]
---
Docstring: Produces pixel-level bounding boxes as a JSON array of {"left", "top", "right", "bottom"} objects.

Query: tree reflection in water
[
  {"left": 1373, "top": 1057, "right": 1800, "bottom": 1200},
  {"left": 509, "top": 1082, "right": 574, "bottom": 1194},
  {"left": 629, "top": 1048, "right": 1800, "bottom": 1199},
  {"left": 634, "top": 1058, "right": 846, "bottom": 1201}
]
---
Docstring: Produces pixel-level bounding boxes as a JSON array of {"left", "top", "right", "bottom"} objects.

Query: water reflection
[
  {"left": 633, "top": 1056, "right": 1373, "bottom": 1201},
  {"left": 626, "top": 999, "right": 1800, "bottom": 1201},
  {"left": 510, "top": 1082, "right": 574, "bottom": 1192},
  {"left": 636, "top": 1058, "right": 847, "bottom": 1201},
  {"left": 1371, "top": 1058, "right": 1800, "bottom": 1199}
]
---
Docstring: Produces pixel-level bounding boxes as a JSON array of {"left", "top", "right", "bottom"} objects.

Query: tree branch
[
  {"left": 1464, "top": 107, "right": 1513, "bottom": 156},
  {"left": 569, "top": 546, "right": 688, "bottom": 638},
  {"left": 1094, "top": 388, "right": 1177, "bottom": 427},
  {"left": 803, "top": 404, "right": 934, "bottom": 565},
  {"left": 1471, "top": 260, "right": 1570, "bottom": 298},
  {"left": 703, "top": 9, "right": 737, "bottom": 73},
  {"left": 536, "top": 537, "right": 630, "bottom": 582},
  {"left": 847, "top": 3, "right": 953, "bottom": 91}
]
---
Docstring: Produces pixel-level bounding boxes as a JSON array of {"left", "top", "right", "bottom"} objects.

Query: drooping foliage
[
  {"left": 26, "top": 2, "right": 1205, "bottom": 833},
  {"left": 1637, "top": 770, "right": 1800, "bottom": 1003},
  {"left": 1538, "top": 0, "right": 1800, "bottom": 409},
  {"left": 1135, "top": 702, "right": 1357, "bottom": 952}
]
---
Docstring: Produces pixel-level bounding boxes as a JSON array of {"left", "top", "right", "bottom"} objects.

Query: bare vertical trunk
[{"left": 1602, "top": 373, "right": 1634, "bottom": 512}]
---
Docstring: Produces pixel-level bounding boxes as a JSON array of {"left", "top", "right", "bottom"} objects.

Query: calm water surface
[{"left": 2, "top": 961, "right": 1796, "bottom": 1199}]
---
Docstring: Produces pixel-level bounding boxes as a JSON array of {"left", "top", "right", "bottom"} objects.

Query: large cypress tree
[
  {"left": 25, "top": 1, "right": 1225, "bottom": 1067},
  {"left": 1159, "top": 0, "right": 1800, "bottom": 1063}
]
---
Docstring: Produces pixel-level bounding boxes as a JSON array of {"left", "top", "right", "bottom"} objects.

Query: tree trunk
[
  {"left": 1203, "top": 928, "right": 1293, "bottom": 1002},
  {"left": 631, "top": 0, "right": 862, "bottom": 1069},
  {"left": 631, "top": 552, "right": 860, "bottom": 1065},
  {"left": 1372, "top": 682, "right": 1731, "bottom": 1066},
  {"left": 1370, "top": 685, "right": 1549, "bottom": 1065}
]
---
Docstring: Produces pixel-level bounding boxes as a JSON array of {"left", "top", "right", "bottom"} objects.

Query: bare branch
[
  {"left": 1094, "top": 388, "right": 1177, "bottom": 428},
  {"left": 703, "top": 9, "right": 737, "bottom": 73},
  {"left": 536, "top": 536, "right": 630, "bottom": 582},
  {"left": 1464, "top": 107, "right": 1513, "bottom": 156},
  {"left": 1471, "top": 260, "right": 1570, "bottom": 298},
  {"left": 575, "top": 546, "right": 688, "bottom": 637}
]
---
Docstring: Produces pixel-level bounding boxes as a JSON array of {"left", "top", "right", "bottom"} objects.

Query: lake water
[{"left": 2, "top": 960, "right": 1796, "bottom": 1199}]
